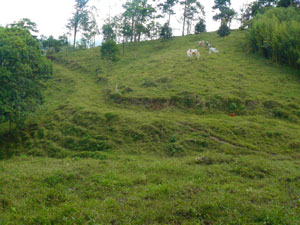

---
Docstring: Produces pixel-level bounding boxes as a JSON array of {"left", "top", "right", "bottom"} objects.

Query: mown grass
[{"left": 1, "top": 30, "right": 300, "bottom": 224}]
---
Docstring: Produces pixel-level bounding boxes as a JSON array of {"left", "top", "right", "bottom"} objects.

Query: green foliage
[
  {"left": 212, "top": 0, "right": 237, "bottom": 26},
  {"left": 0, "top": 27, "right": 52, "bottom": 128},
  {"left": 66, "top": 0, "right": 90, "bottom": 48},
  {"left": 195, "top": 19, "right": 206, "bottom": 34},
  {"left": 102, "top": 23, "right": 116, "bottom": 41},
  {"left": 160, "top": 23, "right": 172, "bottom": 40},
  {"left": 229, "top": 102, "right": 237, "bottom": 112},
  {"left": 277, "top": 0, "right": 294, "bottom": 7},
  {"left": 101, "top": 40, "right": 120, "bottom": 62},
  {"left": 158, "top": 0, "right": 179, "bottom": 28},
  {"left": 217, "top": 22, "right": 231, "bottom": 39},
  {"left": 8, "top": 18, "right": 38, "bottom": 35},
  {"left": 247, "top": 7, "right": 300, "bottom": 68},
  {"left": 39, "top": 35, "right": 68, "bottom": 53}
]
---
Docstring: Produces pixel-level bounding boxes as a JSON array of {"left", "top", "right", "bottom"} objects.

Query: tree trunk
[
  {"left": 122, "top": 36, "right": 125, "bottom": 54},
  {"left": 182, "top": 0, "right": 187, "bottom": 36},
  {"left": 134, "top": 34, "right": 137, "bottom": 59},
  {"left": 131, "top": 17, "right": 134, "bottom": 42},
  {"left": 168, "top": 12, "right": 171, "bottom": 28},
  {"left": 73, "top": 26, "right": 77, "bottom": 48}
]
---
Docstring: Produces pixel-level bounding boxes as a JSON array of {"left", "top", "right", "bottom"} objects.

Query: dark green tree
[
  {"left": 102, "top": 23, "right": 116, "bottom": 41},
  {"left": 277, "top": 0, "right": 295, "bottom": 7},
  {"left": 160, "top": 23, "right": 172, "bottom": 40},
  {"left": 101, "top": 40, "right": 120, "bottom": 75},
  {"left": 0, "top": 27, "right": 52, "bottom": 130},
  {"left": 217, "top": 22, "right": 231, "bottom": 39},
  {"left": 212, "top": 0, "right": 237, "bottom": 27},
  {"left": 195, "top": 19, "right": 206, "bottom": 34}
]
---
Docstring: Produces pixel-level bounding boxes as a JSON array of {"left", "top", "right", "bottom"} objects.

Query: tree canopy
[{"left": 0, "top": 27, "right": 52, "bottom": 129}]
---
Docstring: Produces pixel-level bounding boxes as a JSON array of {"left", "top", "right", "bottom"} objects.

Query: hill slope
[{"left": 1, "top": 31, "right": 300, "bottom": 224}]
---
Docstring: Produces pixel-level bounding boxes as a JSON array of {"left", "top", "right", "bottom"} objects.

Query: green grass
[{"left": 1, "top": 30, "right": 300, "bottom": 224}]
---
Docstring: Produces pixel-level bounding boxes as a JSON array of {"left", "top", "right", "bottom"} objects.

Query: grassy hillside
[{"left": 1, "top": 30, "right": 300, "bottom": 224}]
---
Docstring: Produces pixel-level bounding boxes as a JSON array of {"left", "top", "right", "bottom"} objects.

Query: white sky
[{"left": 0, "top": 0, "right": 254, "bottom": 39}]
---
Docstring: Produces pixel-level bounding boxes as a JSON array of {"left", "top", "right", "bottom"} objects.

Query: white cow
[
  {"left": 209, "top": 47, "right": 219, "bottom": 55},
  {"left": 187, "top": 49, "right": 200, "bottom": 60}
]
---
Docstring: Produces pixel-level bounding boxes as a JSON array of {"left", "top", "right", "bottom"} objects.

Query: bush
[
  {"left": 247, "top": 7, "right": 300, "bottom": 68},
  {"left": 195, "top": 19, "right": 206, "bottom": 34},
  {"left": 160, "top": 23, "right": 172, "bottom": 40},
  {"left": 217, "top": 23, "right": 231, "bottom": 39}
]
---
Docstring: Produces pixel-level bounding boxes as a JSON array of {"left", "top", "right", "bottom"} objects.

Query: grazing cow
[
  {"left": 209, "top": 47, "right": 219, "bottom": 54},
  {"left": 197, "top": 40, "right": 205, "bottom": 46},
  {"left": 206, "top": 41, "right": 212, "bottom": 49},
  {"left": 187, "top": 49, "right": 200, "bottom": 60}
]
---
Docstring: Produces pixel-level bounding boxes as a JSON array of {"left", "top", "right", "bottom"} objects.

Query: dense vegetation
[
  {"left": 247, "top": 7, "right": 300, "bottom": 68},
  {"left": 0, "top": 27, "right": 52, "bottom": 130},
  {"left": 1, "top": 30, "right": 300, "bottom": 224}
]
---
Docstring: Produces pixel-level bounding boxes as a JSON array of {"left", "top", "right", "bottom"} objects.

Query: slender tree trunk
[
  {"left": 168, "top": 12, "right": 171, "bottom": 28},
  {"left": 133, "top": 19, "right": 137, "bottom": 59},
  {"left": 73, "top": 26, "right": 77, "bottom": 48},
  {"left": 134, "top": 34, "right": 137, "bottom": 59},
  {"left": 122, "top": 36, "right": 125, "bottom": 54},
  {"left": 182, "top": 0, "right": 187, "bottom": 36},
  {"left": 131, "top": 17, "right": 134, "bottom": 42}
]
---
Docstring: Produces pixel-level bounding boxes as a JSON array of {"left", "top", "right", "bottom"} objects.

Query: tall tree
[
  {"left": 181, "top": 0, "right": 205, "bottom": 36},
  {"left": 120, "top": 15, "right": 133, "bottom": 54},
  {"left": 212, "top": 0, "right": 237, "bottom": 27},
  {"left": 82, "top": 6, "right": 100, "bottom": 48},
  {"left": 67, "top": 0, "right": 90, "bottom": 48},
  {"left": 0, "top": 27, "right": 52, "bottom": 130},
  {"left": 122, "top": 0, "right": 155, "bottom": 59},
  {"left": 158, "top": 0, "right": 179, "bottom": 28}
]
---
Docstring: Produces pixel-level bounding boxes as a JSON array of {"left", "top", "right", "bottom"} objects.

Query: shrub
[
  {"left": 195, "top": 19, "right": 206, "bottom": 34},
  {"left": 217, "top": 23, "right": 231, "bottom": 39},
  {"left": 229, "top": 102, "right": 238, "bottom": 112},
  {"left": 247, "top": 7, "right": 300, "bottom": 68},
  {"left": 160, "top": 23, "right": 172, "bottom": 40}
]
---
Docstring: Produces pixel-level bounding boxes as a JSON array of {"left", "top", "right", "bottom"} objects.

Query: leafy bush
[
  {"left": 195, "top": 19, "right": 206, "bottom": 34},
  {"left": 217, "top": 23, "right": 231, "bottom": 39},
  {"left": 247, "top": 7, "right": 300, "bottom": 68},
  {"left": 160, "top": 23, "right": 172, "bottom": 40}
]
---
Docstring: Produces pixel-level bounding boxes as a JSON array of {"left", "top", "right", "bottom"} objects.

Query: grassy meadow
[{"left": 1, "top": 30, "right": 300, "bottom": 224}]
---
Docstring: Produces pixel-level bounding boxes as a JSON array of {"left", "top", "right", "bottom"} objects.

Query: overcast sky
[{"left": 0, "top": 0, "right": 254, "bottom": 39}]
